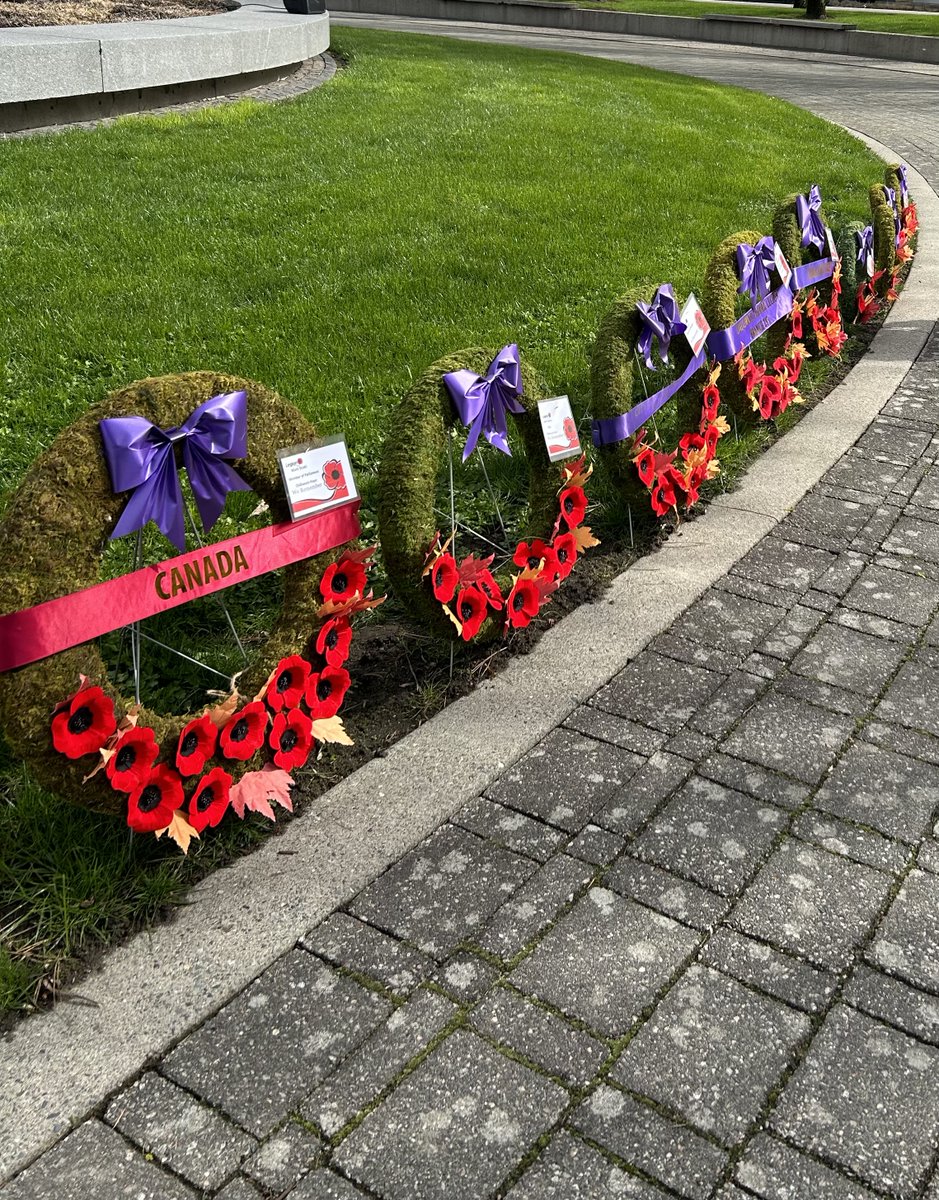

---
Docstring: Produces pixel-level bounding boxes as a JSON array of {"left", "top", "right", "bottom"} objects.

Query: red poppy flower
[
  {"left": 634, "top": 445, "right": 656, "bottom": 487},
  {"left": 455, "top": 587, "right": 488, "bottom": 641},
  {"left": 739, "top": 356, "right": 765, "bottom": 397},
  {"left": 270, "top": 708, "right": 315, "bottom": 771},
  {"left": 107, "top": 726, "right": 159, "bottom": 793},
  {"left": 430, "top": 554, "right": 458, "bottom": 603},
  {"left": 323, "top": 459, "right": 345, "bottom": 491},
  {"left": 219, "top": 701, "right": 268, "bottom": 761},
  {"left": 703, "top": 423, "right": 722, "bottom": 457},
  {"left": 513, "top": 539, "right": 559, "bottom": 578},
  {"left": 790, "top": 306, "right": 803, "bottom": 341},
  {"left": 305, "top": 666, "right": 351, "bottom": 719},
  {"left": 558, "top": 486, "right": 587, "bottom": 529},
  {"left": 266, "top": 654, "right": 310, "bottom": 711},
  {"left": 679, "top": 432, "right": 706, "bottom": 458},
  {"left": 475, "top": 569, "right": 504, "bottom": 610},
  {"left": 127, "top": 764, "right": 183, "bottom": 833},
  {"left": 320, "top": 558, "right": 367, "bottom": 604},
  {"left": 316, "top": 616, "right": 353, "bottom": 667},
  {"left": 506, "top": 578, "right": 541, "bottom": 629},
  {"left": 553, "top": 532, "right": 578, "bottom": 580},
  {"left": 701, "top": 383, "right": 720, "bottom": 424},
  {"left": 51, "top": 686, "right": 117, "bottom": 759},
  {"left": 650, "top": 466, "right": 684, "bottom": 516},
  {"left": 175, "top": 712, "right": 218, "bottom": 777},
  {"left": 187, "top": 767, "right": 233, "bottom": 832},
  {"left": 756, "top": 375, "right": 784, "bottom": 421}
]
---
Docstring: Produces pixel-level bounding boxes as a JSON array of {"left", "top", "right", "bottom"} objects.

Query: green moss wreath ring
[
  {"left": 0, "top": 371, "right": 339, "bottom": 815},
  {"left": 376, "top": 346, "right": 558, "bottom": 640}
]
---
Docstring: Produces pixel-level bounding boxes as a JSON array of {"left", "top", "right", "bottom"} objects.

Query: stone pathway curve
[{"left": 6, "top": 22, "right": 939, "bottom": 1200}]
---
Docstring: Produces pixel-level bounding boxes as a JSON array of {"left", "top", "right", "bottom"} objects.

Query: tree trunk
[{"left": 805, "top": 0, "right": 826, "bottom": 19}]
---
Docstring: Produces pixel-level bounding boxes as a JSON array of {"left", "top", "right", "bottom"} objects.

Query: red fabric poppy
[
  {"left": 305, "top": 666, "right": 351, "bottom": 719},
  {"left": 739, "top": 356, "right": 765, "bottom": 397},
  {"left": 175, "top": 712, "right": 218, "bottom": 777},
  {"left": 756, "top": 375, "right": 784, "bottom": 421},
  {"left": 107, "top": 726, "right": 159, "bottom": 793},
  {"left": 506, "top": 578, "right": 541, "bottom": 629},
  {"left": 634, "top": 446, "right": 656, "bottom": 487},
  {"left": 455, "top": 587, "right": 488, "bottom": 641},
  {"left": 475, "top": 569, "right": 504, "bottom": 610},
  {"left": 553, "top": 532, "right": 578, "bottom": 580},
  {"left": 266, "top": 655, "right": 310, "bottom": 711},
  {"left": 187, "top": 766, "right": 233, "bottom": 832},
  {"left": 650, "top": 466, "right": 684, "bottom": 516},
  {"left": 678, "top": 432, "right": 706, "bottom": 457},
  {"left": 270, "top": 708, "right": 315, "bottom": 771},
  {"left": 790, "top": 306, "right": 803, "bottom": 341},
  {"left": 127, "top": 764, "right": 183, "bottom": 833},
  {"left": 701, "top": 383, "right": 720, "bottom": 424},
  {"left": 320, "top": 558, "right": 367, "bottom": 604},
  {"left": 51, "top": 686, "right": 117, "bottom": 759},
  {"left": 430, "top": 554, "right": 458, "bottom": 603},
  {"left": 219, "top": 701, "right": 268, "bottom": 761},
  {"left": 316, "top": 616, "right": 353, "bottom": 667},
  {"left": 703, "top": 423, "right": 721, "bottom": 457},
  {"left": 558, "top": 486, "right": 587, "bottom": 529},
  {"left": 513, "top": 539, "right": 559, "bottom": 578}
]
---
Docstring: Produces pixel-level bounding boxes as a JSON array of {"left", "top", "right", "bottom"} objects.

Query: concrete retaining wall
[
  {"left": 331, "top": 0, "right": 939, "bottom": 64},
  {"left": 0, "top": 7, "right": 330, "bottom": 107}
]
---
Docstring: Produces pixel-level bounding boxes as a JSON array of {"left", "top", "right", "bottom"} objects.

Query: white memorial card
[
  {"left": 773, "top": 242, "right": 793, "bottom": 289},
  {"left": 277, "top": 435, "right": 358, "bottom": 521},
  {"left": 537, "top": 395, "right": 582, "bottom": 463},
  {"left": 680, "top": 292, "right": 711, "bottom": 357}
]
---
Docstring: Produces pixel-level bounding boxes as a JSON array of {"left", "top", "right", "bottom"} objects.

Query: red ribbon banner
[{"left": 0, "top": 502, "right": 361, "bottom": 674}]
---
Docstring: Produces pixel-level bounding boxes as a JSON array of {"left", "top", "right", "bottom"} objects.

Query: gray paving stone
[
  {"left": 243, "top": 1121, "right": 322, "bottom": 1193},
  {"left": 790, "top": 621, "right": 906, "bottom": 697},
  {"left": 698, "top": 753, "right": 810, "bottom": 809},
  {"left": 868, "top": 870, "right": 939, "bottom": 993},
  {"left": 857, "top": 416, "right": 933, "bottom": 465},
  {"left": 479, "top": 853, "right": 595, "bottom": 960},
  {"left": 651, "top": 630, "right": 745, "bottom": 675},
  {"left": 287, "top": 1169, "right": 369, "bottom": 1199},
  {"left": 300, "top": 911, "right": 434, "bottom": 996},
  {"left": 861, "top": 717, "right": 939, "bottom": 767},
  {"left": 565, "top": 706, "right": 667, "bottom": 756},
  {"left": 876, "top": 647, "right": 939, "bottom": 736},
  {"left": 105, "top": 1071, "right": 256, "bottom": 1191},
  {"left": 453, "top": 797, "right": 567, "bottom": 863},
  {"left": 744, "top": 650, "right": 788, "bottom": 679},
  {"left": 774, "top": 672, "right": 869, "bottom": 718},
  {"left": 845, "top": 963, "right": 939, "bottom": 1047},
  {"left": 757, "top": 604, "right": 826, "bottom": 662},
  {"left": 731, "top": 538, "right": 835, "bottom": 594},
  {"left": 800, "top": 588, "right": 840, "bottom": 613},
  {"left": 823, "top": 449, "right": 906, "bottom": 498},
  {"left": 630, "top": 775, "right": 786, "bottom": 897},
  {"left": 736, "top": 1132, "right": 880, "bottom": 1199},
  {"left": 663, "top": 726, "right": 716, "bottom": 763},
  {"left": 332, "top": 1030, "right": 567, "bottom": 1200},
  {"left": 844, "top": 561, "right": 939, "bottom": 624},
  {"left": 717, "top": 573, "right": 800, "bottom": 610},
  {"left": 670, "top": 587, "right": 787, "bottom": 654},
  {"left": 511, "top": 887, "right": 699, "bottom": 1036},
  {"left": 349, "top": 823, "right": 535, "bottom": 959},
  {"left": 793, "top": 810, "right": 909, "bottom": 873},
  {"left": 851, "top": 503, "right": 902, "bottom": 555},
  {"left": 720, "top": 692, "right": 854, "bottom": 786},
  {"left": 605, "top": 855, "right": 729, "bottom": 930},
  {"left": 302, "top": 990, "right": 457, "bottom": 1137},
  {"left": 612, "top": 966, "right": 809, "bottom": 1145},
  {"left": 432, "top": 952, "right": 501, "bottom": 1002},
  {"left": 505, "top": 1130, "right": 668, "bottom": 1199},
  {"left": 834, "top": 600, "right": 920, "bottom": 647},
  {"left": 689, "top": 669, "right": 771, "bottom": 737},
  {"left": 214, "top": 1179, "right": 264, "bottom": 1200},
  {"left": 569, "top": 1085, "right": 727, "bottom": 1200},
  {"left": 162, "top": 951, "right": 391, "bottom": 1136},
  {"left": 565, "top": 823, "right": 626, "bottom": 866},
  {"left": 470, "top": 986, "right": 608, "bottom": 1085},
  {"left": 779, "top": 491, "right": 875, "bottom": 547},
  {"left": 700, "top": 927, "right": 837, "bottom": 1014},
  {"left": 771, "top": 1005, "right": 939, "bottom": 1196},
  {"left": 814, "top": 740, "right": 939, "bottom": 842},
  {"left": 1, "top": 1120, "right": 196, "bottom": 1200},
  {"left": 592, "top": 652, "right": 725, "bottom": 735},
  {"left": 884, "top": 514, "right": 939, "bottom": 567},
  {"left": 487, "top": 728, "right": 640, "bottom": 831},
  {"left": 729, "top": 840, "right": 894, "bottom": 970},
  {"left": 814, "top": 550, "right": 869, "bottom": 598},
  {"left": 594, "top": 751, "right": 693, "bottom": 836}
]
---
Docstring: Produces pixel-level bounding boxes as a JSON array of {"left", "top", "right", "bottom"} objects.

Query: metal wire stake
[
  {"left": 432, "top": 509, "right": 506, "bottom": 557},
  {"left": 185, "top": 503, "right": 249, "bottom": 663},
  {"left": 628, "top": 505, "right": 635, "bottom": 549},
  {"left": 132, "top": 531, "right": 142, "bottom": 705},
  {"left": 448, "top": 433, "right": 456, "bottom": 547},
  {"left": 477, "top": 451, "right": 508, "bottom": 544},
  {"left": 134, "top": 629, "right": 234, "bottom": 682}
]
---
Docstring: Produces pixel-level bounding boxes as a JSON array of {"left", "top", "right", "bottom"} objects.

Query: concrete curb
[
  {"left": 1, "top": 142, "right": 937, "bottom": 1187},
  {"left": 0, "top": 5, "right": 330, "bottom": 107},
  {"left": 328, "top": 0, "right": 939, "bottom": 64}
]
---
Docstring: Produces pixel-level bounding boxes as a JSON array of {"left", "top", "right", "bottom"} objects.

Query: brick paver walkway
[{"left": 6, "top": 26, "right": 939, "bottom": 1200}]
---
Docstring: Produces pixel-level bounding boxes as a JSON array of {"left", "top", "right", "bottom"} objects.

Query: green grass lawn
[
  {"left": 0, "top": 27, "right": 887, "bottom": 1016},
  {"left": 574, "top": 0, "right": 939, "bottom": 35}
]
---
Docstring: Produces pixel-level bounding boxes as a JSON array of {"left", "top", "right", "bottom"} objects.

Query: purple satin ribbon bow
[
  {"left": 897, "top": 165, "right": 910, "bottom": 207},
  {"left": 443, "top": 344, "right": 525, "bottom": 462},
  {"left": 636, "top": 284, "right": 686, "bottom": 371},
  {"left": 796, "top": 184, "right": 826, "bottom": 254},
  {"left": 736, "top": 237, "right": 778, "bottom": 304},
  {"left": 100, "top": 390, "right": 251, "bottom": 552},
  {"left": 855, "top": 226, "right": 874, "bottom": 277}
]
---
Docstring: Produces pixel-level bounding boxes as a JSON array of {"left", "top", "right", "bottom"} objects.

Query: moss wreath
[
  {"left": 0, "top": 370, "right": 348, "bottom": 817},
  {"left": 771, "top": 191, "right": 846, "bottom": 364},
  {"left": 377, "top": 346, "right": 572, "bottom": 642},
  {"left": 589, "top": 285, "right": 727, "bottom": 520}
]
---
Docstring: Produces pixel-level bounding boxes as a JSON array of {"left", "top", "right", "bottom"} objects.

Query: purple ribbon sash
[
  {"left": 100, "top": 390, "right": 251, "bottom": 552},
  {"left": 855, "top": 226, "right": 874, "bottom": 278},
  {"left": 706, "top": 283, "right": 795, "bottom": 363},
  {"left": 796, "top": 185, "right": 826, "bottom": 254},
  {"left": 636, "top": 284, "right": 686, "bottom": 371},
  {"left": 898, "top": 165, "right": 910, "bottom": 208},
  {"left": 591, "top": 348, "right": 707, "bottom": 448},
  {"left": 791, "top": 256, "right": 835, "bottom": 291},
  {"left": 443, "top": 344, "right": 525, "bottom": 463}
]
